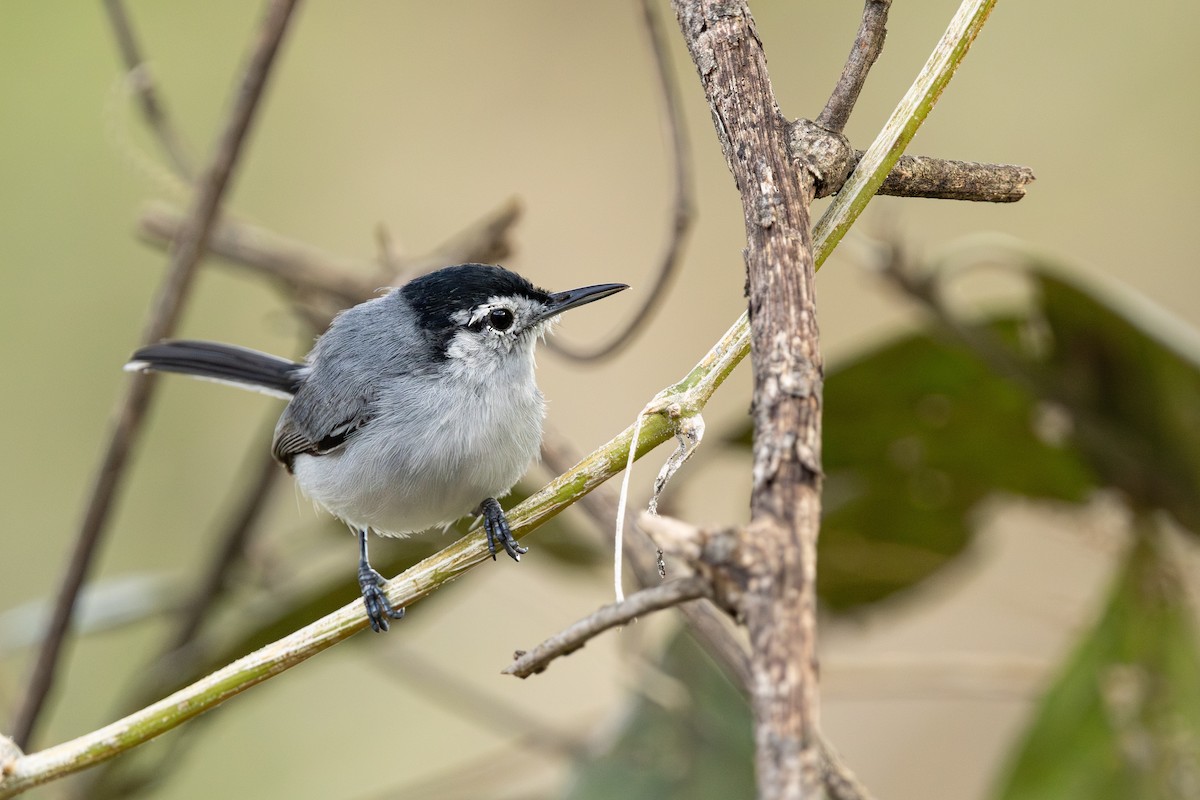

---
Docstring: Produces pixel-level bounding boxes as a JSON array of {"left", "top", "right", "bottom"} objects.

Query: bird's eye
[{"left": 487, "top": 308, "right": 515, "bottom": 331}]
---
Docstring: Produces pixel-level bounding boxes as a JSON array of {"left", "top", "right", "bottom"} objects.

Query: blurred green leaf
[
  {"left": 1032, "top": 272, "right": 1200, "bottom": 532},
  {"left": 993, "top": 529, "right": 1200, "bottom": 800},
  {"left": 722, "top": 262, "right": 1200, "bottom": 611},
  {"left": 723, "top": 326, "right": 1091, "bottom": 610},
  {"left": 563, "top": 632, "right": 754, "bottom": 800},
  {"left": 817, "top": 327, "right": 1094, "bottom": 609}
]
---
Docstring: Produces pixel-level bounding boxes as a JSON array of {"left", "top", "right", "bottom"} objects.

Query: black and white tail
[{"left": 125, "top": 340, "right": 305, "bottom": 399}]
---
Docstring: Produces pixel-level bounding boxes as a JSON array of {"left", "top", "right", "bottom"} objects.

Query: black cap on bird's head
[
  {"left": 401, "top": 264, "right": 550, "bottom": 330},
  {"left": 401, "top": 264, "right": 628, "bottom": 341}
]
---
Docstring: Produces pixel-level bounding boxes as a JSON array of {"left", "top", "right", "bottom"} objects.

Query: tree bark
[{"left": 671, "top": 2, "right": 824, "bottom": 797}]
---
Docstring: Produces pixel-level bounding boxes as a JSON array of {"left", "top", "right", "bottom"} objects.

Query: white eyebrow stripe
[{"left": 460, "top": 295, "right": 547, "bottom": 329}]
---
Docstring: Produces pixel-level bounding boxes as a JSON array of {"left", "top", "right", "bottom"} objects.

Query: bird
[{"left": 126, "top": 263, "right": 628, "bottom": 632}]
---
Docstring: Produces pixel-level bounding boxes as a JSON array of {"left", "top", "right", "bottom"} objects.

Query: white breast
[{"left": 291, "top": 348, "right": 545, "bottom": 536}]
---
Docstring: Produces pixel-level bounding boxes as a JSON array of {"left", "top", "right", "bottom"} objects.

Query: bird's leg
[
  {"left": 479, "top": 497, "right": 527, "bottom": 562},
  {"left": 356, "top": 528, "right": 404, "bottom": 632}
]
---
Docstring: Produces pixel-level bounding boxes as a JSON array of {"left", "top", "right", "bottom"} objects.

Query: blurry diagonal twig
[
  {"left": 136, "top": 197, "right": 523, "bottom": 309},
  {"left": 101, "top": 0, "right": 195, "bottom": 180},
  {"left": 548, "top": 0, "right": 693, "bottom": 362},
  {"left": 10, "top": 0, "right": 302, "bottom": 750},
  {"left": 75, "top": 197, "right": 523, "bottom": 798},
  {"left": 168, "top": 445, "right": 282, "bottom": 653}
]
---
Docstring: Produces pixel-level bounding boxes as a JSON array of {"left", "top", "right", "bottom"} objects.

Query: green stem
[
  {"left": 0, "top": 1, "right": 998, "bottom": 794},
  {"left": 813, "top": 0, "right": 997, "bottom": 266},
  {"left": 0, "top": 315, "right": 748, "bottom": 799}
]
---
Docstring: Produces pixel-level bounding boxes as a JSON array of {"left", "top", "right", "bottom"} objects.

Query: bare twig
[
  {"left": 101, "top": 0, "right": 194, "bottom": 180},
  {"left": 816, "top": 0, "right": 892, "bottom": 134},
  {"left": 10, "top": 0, "right": 302, "bottom": 750},
  {"left": 821, "top": 736, "right": 877, "bottom": 800},
  {"left": 544, "top": 437, "right": 870, "bottom": 800},
  {"left": 871, "top": 152, "right": 1033, "bottom": 202},
  {"left": 504, "top": 577, "right": 710, "bottom": 678},
  {"left": 402, "top": 197, "right": 522, "bottom": 276},
  {"left": 810, "top": 0, "right": 1000, "bottom": 263},
  {"left": 672, "top": 2, "right": 826, "bottom": 795},
  {"left": 73, "top": 445, "right": 285, "bottom": 799},
  {"left": 789, "top": 119, "right": 1034, "bottom": 203},
  {"left": 136, "top": 196, "right": 523, "bottom": 305},
  {"left": 138, "top": 201, "right": 384, "bottom": 303},
  {"left": 791, "top": 0, "right": 1028, "bottom": 207},
  {"left": 0, "top": 290, "right": 748, "bottom": 798},
  {"left": 0, "top": 738, "right": 19, "bottom": 769},
  {"left": 548, "top": 0, "right": 693, "bottom": 361},
  {"left": 167, "top": 445, "right": 281, "bottom": 653},
  {"left": 670, "top": 1, "right": 1000, "bottom": 796},
  {"left": 546, "top": 430, "right": 756, "bottom": 700}
]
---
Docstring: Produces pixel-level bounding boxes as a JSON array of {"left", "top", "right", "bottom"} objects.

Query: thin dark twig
[
  {"left": 70, "top": 439, "right": 287, "bottom": 800},
  {"left": 504, "top": 577, "right": 710, "bottom": 678},
  {"left": 101, "top": 0, "right": 194, "bottom": 180},
  {"left": 822, "top": 735, "right": 878, "bottom": 800},
  {"left": 135, "top": 196, "right": 524, "bottom": 305},
  {"left": 138, "top": 201, "right": 384, "bottom": 304},
  {"left": 816, "top": 0, "right": 892, "bottom": 133},
  {"left": 10, "top": 0, "right": 302, "bottom": 750},
  {"left": 539, "top": 434, "right": 753, "bottom": 686},
  {"left": 549, "top": 0, "right": 693, "bottom": 361},
  {"left": 168, "top": 445, "right": 281, "bottom": 652},
  {"left": 540, "top": 437, "right": 869, "bottom": 799}
]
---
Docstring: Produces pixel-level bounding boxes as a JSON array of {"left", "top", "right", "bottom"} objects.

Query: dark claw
[
  {"left": 358, "top": 565, "right": 405, "bottom": 632},
  {"left": 357, "top": 528, "right": 404, "bottom": 632},
  {"left": 479, "top": 497, "right": 527, "bottom": 562}
]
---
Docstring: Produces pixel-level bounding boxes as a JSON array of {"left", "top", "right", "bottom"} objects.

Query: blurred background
[{"left": 1, "top": 2, "right": 1198, "bottom": 798}]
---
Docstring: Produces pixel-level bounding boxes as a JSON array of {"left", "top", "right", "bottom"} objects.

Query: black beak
[{"left": 540, "top": 282, "right": 629, "bottom": 321}]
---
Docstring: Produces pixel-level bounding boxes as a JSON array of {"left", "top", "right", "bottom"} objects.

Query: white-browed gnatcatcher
[{"left": 126, "top": 264, "right": 628, "bottom": 631}]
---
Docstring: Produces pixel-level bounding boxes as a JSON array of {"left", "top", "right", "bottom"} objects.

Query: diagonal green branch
[
  {"left": 812, "top": 0, "right": 998, "bottom": 256},
  {"left": 0, "top": 1, "right": 1003, "bottom": 794},
  {"left": 0, "top": 313, "right": 747, "bottom": 798},
  {"left": 9, "top": 0, "right": 302, "bottom": 753}
]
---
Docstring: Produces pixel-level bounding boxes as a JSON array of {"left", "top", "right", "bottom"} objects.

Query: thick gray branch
[{"left": 672, "top": 2, "right": 825, "bottom": 797}]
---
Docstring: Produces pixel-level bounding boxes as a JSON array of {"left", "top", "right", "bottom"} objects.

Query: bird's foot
[
  {"left": 480, "top": 497, "right": 527, "bottom": 562},
  {"left": 358, "top": 561, "right": 404, "bottom": 633}
]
